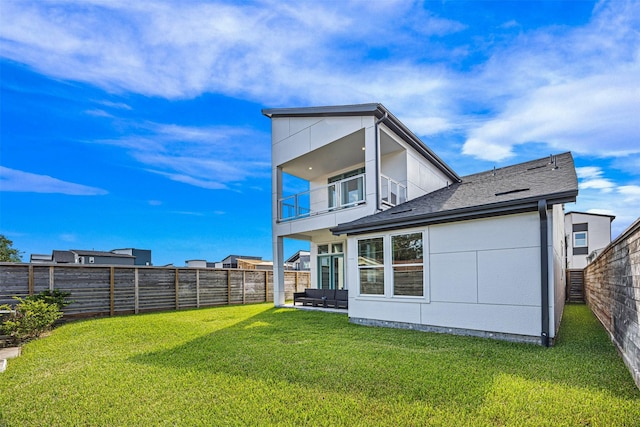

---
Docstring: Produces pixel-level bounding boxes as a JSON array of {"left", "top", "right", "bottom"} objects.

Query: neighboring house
[
  {"left": 112, "top": 248, "right": 152, "bottom": 266},
  {"left": 264, "top": 103, "right": 578, "bottom": 345},
  {"left": 37, "top": 248, "right": 150, "bottom": 265},
  {"left": 285, "top": 250, "right": 311, "bottom": 270},
  {"left": 71, "top": 250, "right": 136, "bottom": 266},
  {"left": 564, "top": 211, "right": 615, "bottom": 269},
  {"left": 236, "top": 258, "right": 273, "bottom": 270},
  {"left": 186, "top": 259, "right": 208, "bottom": 268},
  {"left": 219, "top": 255, "right": 263, "bottom": 269},
  {"left": 51, "top": 250, "right": 76, "bottom": 264},
  {"left": 30, "top": 254, "right": 52, "bottom": 263}
]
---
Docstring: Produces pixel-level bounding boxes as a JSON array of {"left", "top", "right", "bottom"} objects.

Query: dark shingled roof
[{"left": 332, "top": 152, "right": 578, "bottom": 235}]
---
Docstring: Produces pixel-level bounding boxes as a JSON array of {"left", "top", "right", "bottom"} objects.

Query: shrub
[
  {"left": 0, "top": 297, "right": 63, "bottom": 345},
  {"left": 25, "top": 288, "right": 73, "bottom": 310}
]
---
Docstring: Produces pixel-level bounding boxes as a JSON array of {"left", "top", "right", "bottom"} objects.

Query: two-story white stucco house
[
  {"left": 564, "top": 211, "right": 615, "bottom": 269},
  {"left": 263, "top": 104, "right": 578, "bottom": 346}
]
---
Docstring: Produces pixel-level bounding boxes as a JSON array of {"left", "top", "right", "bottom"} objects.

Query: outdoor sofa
[{"left": 293, "top": 289, "right": 348, "bottom": 309}]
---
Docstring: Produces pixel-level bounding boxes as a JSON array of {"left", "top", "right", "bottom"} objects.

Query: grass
[{"left": 0, "top": 304, "right": 638, "bottom": 426}]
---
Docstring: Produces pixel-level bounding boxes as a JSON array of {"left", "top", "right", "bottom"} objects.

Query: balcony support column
[
  {"left": 272, "top": 235, "right": 286, "bottom": 306},
  {"left": 374, "top": 115, "right": 384, "bottom": 211}
]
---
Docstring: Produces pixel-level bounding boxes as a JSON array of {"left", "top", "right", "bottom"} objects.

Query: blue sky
[{"left": 1, "top": 0, "right": 638, "bottom": 266}]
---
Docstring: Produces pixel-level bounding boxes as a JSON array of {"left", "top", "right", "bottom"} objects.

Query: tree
[{"left": 0, "top": 235, "right": 23, "bottom": 262}]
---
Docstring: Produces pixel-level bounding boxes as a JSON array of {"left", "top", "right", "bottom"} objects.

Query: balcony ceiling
[{"left": 282, "top": 129, "right": 366, "bottom": 181}]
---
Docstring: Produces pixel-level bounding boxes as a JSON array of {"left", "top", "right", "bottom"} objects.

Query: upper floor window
[
  {"left": 573, "top": 232, "right": 588, "bottom": 248},
  {"left": 328, "top": 168, "right": 366, "bottom": 210}
]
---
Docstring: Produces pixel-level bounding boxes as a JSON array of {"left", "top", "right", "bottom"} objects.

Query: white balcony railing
[
  {"left": 279, "top": 173, "right": 365, "bottom": 221},
  {"left": 381, "top": 175, "right": 407, "bottom": 206}
]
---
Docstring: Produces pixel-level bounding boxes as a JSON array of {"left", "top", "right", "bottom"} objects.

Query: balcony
[
  {"left": 381, "top": 175, "right": 407, "bottom": 207},
  {"left": 279, "top": 174, "right": 365, "bottom": 221}
]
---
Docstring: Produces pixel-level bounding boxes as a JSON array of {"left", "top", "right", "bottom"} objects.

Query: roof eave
[
  {"left": 262, "top": 103, "right": 460, "bottom": 183},
  {"left": 332, "top": 190, "right": 577, "bottom": 236},
  {"left": 261, "top": 103, "right": 382, "bottom": 118}
]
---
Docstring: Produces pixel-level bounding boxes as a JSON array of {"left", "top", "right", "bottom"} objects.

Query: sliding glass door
[{"left": 318, "top": 254, "right": 344, "bottom": 290}]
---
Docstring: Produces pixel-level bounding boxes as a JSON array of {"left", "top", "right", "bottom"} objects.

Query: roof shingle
[{"left": 332, "top": 152, "right": 578, "bottom": 235}]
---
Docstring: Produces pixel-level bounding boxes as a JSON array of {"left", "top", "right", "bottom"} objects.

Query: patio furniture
[{"left": 293, "top": 289, "right": 348, "bottom": 309}]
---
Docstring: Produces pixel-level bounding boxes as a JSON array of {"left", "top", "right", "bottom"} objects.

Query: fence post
[
  {"left": 295, "top": 271, "right": 299, "bottom": 292},
  {"left": 110, "top": 266, "right": 115, "bottom": 316},
  {"left": 196, "top": 269, "right": 200, "bottom": 308},
  {"left": 134, "top": 268, "right": 139, "bottom": 314},
  {"left": 28, "top": 265, "right": 34, "bottom": 295},
  {"left": 227, "top": 270, "right": 231, "bottom": 304},
  {"left": 265, "top": 271, "right": 268, "bottom": 303},
  {"left": 242, "top": 270, "right": 246, "bottom": 304},
  {"left": 175, "top": 269, "right": 180, "bottom": 310},
  {"left": 49, "top": 266, "right": 54, "bottom": 291}
]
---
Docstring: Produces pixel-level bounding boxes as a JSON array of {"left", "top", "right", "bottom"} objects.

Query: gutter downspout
[
  {"left": 374, "top": 112, "right": 388, "bottom": 212},
  {"left": 538, "top": 199, "right": 550, "bottom": 347}
]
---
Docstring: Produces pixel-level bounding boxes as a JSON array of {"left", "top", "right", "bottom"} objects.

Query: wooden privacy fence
[
  {"left": 583, "top": 217, "right": 640, "bottom": 389},
  {"left": 0, "top": 264, "right": 310, "bottom": 318}
]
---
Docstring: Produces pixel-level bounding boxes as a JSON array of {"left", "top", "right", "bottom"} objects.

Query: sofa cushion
[
  {"left": 335, "top": 290, "right": 348, "bottom": 301},
  {"left": 305, "top": 289, "right": 326, "bottom": 299}
]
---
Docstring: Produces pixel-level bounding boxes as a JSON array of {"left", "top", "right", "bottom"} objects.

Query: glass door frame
[
  {"left": 317, "top": 242, "right": 345, "bottom": 290},
  {"left": 318, "top": 254, "right": 344, "bottom": 290}
]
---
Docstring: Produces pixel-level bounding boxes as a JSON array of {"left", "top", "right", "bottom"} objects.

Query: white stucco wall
[
  {"left": 347, "top": 211, "right": 562, "bottom": 341},
  {"left": 272, "top": 116, "right": 370, "bottom": 166},
  {"left": 564, "top": 212, "right": 613, "bottom": 269},
  {"left": 269, "top": 112, "right": 456, "bottom": 307},
  {"left": 378, "top": 124, "right": 450, "bottom": 200},
  {"left": 552, "top": 205, "right": 566, "bottom": 334}
]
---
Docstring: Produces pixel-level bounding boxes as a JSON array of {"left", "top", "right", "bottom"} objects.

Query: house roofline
[
  {"left": 565, "top": 211, "right": 616, "bottom": 221},
  {"left": 331, "top": 190, "right": 577, "bottom": 236},
  {"left": 69, "top": 250, "right": 135, "bottom": 258},
  {"left": 262, "top": 103, "right": 460, "bottom": 183}
]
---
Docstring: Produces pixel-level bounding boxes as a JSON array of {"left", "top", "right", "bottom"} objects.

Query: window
[
  {"left": 341, "top": 177, "right": 364, "bottom": 206},
  {"left": 328, "top": 168, "right": 365, "bottom": 209},
  {"left": 317, "top": 243, "right": 343, "bottom": 254},
  {"left": 358, "top": 238, "right": 384, "bottom": 295},
  {"left": 392, "top": 233, "right": 423, "bottom": 296},
  {"left": 573, "top": 232, "right": 588, "bottom": 247}
]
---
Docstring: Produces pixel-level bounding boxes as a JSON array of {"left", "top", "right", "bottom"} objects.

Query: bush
[
  {"left": 0, "top": 297, "right": 63, "bottom": 345},
  {"left": 25, "top": 288, "right": 73, "bottom": 310}
]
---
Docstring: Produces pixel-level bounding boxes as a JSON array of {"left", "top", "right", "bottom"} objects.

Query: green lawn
[{"left": 0, "top": 304, "right": 638, "bottom": 426}]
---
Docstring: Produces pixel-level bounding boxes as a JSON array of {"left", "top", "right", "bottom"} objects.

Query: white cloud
[
  {"left": 618, "top": 185, "right": 640, "bottom": 202},
  {"left": 92, "top": 122, "right": 270, "bottom": 190},
  {"left": 575, "top": 166, "right": 615, "bottom": 192},
  {"left": 1, "top": 0, "right": 639, "bottom": 168},
  {"left": 462, "top": 68, "right": 640, "bottom": 161},
  {"left": 59, "top": 233, "right": 78, "bottom": 243},
  {"left": 0, "top": 167, "right": 108, "bottom": 195},
  {"left": 0, "top": 0, "right": 463, "bottom": 127},
  {"left": 461, "top": 1, "right": 640, "bottom": 162},
  {"left": 576, "top": 167, "right": 604, "bottom": 180},
  {"left": 570, "top": 166, "right": 640, "bottom": 238}
]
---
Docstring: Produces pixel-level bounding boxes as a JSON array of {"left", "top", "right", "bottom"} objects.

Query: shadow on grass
[{"left": 130, "top": 305, "right": 639, "bottom": 406}]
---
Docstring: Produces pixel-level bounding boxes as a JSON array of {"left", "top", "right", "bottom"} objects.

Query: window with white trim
[
  {"left": 392, "top": 232, "right": 423, "bottom": 296},
  {"left": 573, "top": 232, "right": 588, "bottom": 247},
  {"left": 357, "top": 237, "right": 384, "bottom": 295}
]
